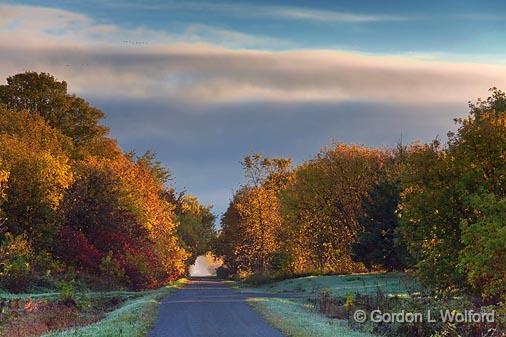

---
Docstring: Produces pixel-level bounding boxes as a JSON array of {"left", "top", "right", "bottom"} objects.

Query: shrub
[
  {"left": 216, "top": 266, "right": 231, "bottom": 279},
  {"left": 0, "top": 233, "right": 35, "bottom": 292},
  {"left": 270, "top": 251, "right": 294, "bottom": 276},
  {"left": 99, "top": 251, "right": 125, "bottom": 288},
  {"left": 58, "top": 280, "right": 78, "bottom": 306},
  {"left": 245, "top": 272, "right": 272, "bottom": 286}
]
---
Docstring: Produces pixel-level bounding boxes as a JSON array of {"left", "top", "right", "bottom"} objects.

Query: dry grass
[{"left": 0, "top": 302, "right": 102, "bottom": 337}]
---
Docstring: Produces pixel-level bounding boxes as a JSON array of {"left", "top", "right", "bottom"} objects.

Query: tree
[
  {"left": 167, "top": 191, "right": 216, "bottom": 265},
  {"left": 398, "top": 88, "right": 506, "bottom": 301},
  {"left": 214, "top": 155, "right": 291, "bottom": 274},
  {"left": 351, "top": 177, "right": 407, "bottom": 271},
  {"left": 0, "top": 72, "right": 197, "bottom": 290},
  {"left": 58, "top": 154, "right": 188, "bottom": 288},
  {"left": 213, "top": 191, "right": 245, "bottom": 274},
  {"left": 281, "top": 144, "right": 384, "bottom": 273},
  {"left": 452, "top": 89, "right": 506, "bottom": 301},
  {"left": 0, "top": 72, "right": 117, "bottom": 158},
  {"left": 0, "top": 106, "right": 74, "bottom": 249},
  {"left": 134, "top": 150, "right": 172, "bottom": 185}
]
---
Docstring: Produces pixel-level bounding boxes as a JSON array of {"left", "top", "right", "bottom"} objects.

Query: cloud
[
  {"left": 263, "top": 6, "right": 406, "bottom": 23},
  {"left": 1, "top": 3, "right": 505, "bottom": 106},
  {"left": 107, "top": 1, "right": 408, "bottom": 23},
  {"left": 0, "top": 4, "right": 280, "bottom": 49},
  {"left": 3, "top": 3, "right": 495, "bottom": 215}
]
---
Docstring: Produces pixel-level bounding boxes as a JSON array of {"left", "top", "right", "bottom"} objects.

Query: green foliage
[
  {"left": 167, "top": 191, "right": 216, "bottom": 264},
  {"left": 398, "top": 88, "right": 506, "bottom": 301},
  {"left": 99, "top": 252, "right": 126, "bottom": 287},
  {"left": 352, "top": 175, "right": 409, "bottom": 271},
  {"left": 270, "top": 251, "right": 294, "bottom": 276},
  {"left": 58, "top": 280, "right": 78, "bottom": 305},
  {"left": 459, "top": 193, "right": 506, "bottom": 301}
]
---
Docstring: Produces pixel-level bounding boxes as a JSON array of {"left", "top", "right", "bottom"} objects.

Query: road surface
[{"left": 149, "top": 277, "right": 286, "bottom": 337}]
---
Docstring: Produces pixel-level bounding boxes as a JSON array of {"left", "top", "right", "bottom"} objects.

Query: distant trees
[
  {"left": 167, "top": 191, "right": 216, "bottom": 266},
  {"left": 0, "top": 72, "right": 212, "bottom": 292},
  {"left": 215, "top": 147, "right": 385, "bottom": 276}
]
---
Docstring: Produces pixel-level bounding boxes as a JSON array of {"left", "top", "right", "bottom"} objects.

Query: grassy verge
[
  {"left": 248, "top": 297, "right": 376, "bottom": 337},
  {"left": 0, "top": 290, "right": 143, "bottom": 301},
  {"left": 42, "top": 278, "right": 187, "bottom": 337},
  {"left": 245, "top": 272, "right": 419, "bottom": 297}
]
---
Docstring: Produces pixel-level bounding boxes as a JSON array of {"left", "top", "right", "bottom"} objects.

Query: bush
[
  {"left": 99, "top": 251, "right": 125, "bottom": 288},
  {"left": 270, "top": 251, "right": 294, "bottom": 276},
  {"left": 245, "top": 272, "right": 272, "bottom": 286},
  {"left": 59, "top": 280, "right": 78, "bottom": 306},
  {"left": 0, "top": 233, "right": 35, "bottom": 292}
]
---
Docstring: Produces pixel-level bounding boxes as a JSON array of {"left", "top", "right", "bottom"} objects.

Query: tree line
[
  {"left": 213, "top": 89, "right": 505, "bottom": 303},
  {"left": 0, "top": 72, "right": 216, "bottom": 292}
]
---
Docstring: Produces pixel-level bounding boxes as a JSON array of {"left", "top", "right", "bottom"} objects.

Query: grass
[
  {"left": 248, "top": 297, "right": 376, "bottom": 337},
  {"left": 40, "top": 278, "right": 187, "bottom": 337},
  {"left": 245, "top": 272, "right": 419, "bottom": 298},
  {"left": 244, "top": 272, "right": 418, "bottom": 337}
]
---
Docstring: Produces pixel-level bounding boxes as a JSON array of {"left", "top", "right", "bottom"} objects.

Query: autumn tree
[
  {"left": 0, "top": 72, "right": 118, "bottom": 158},
  {"left": 0, "top": 72, "right": 213, "bottom": 291},
  {"left": 281, "top": 144, "right": 384, "bottom": 273},
  {"left": 0, "top": 105, "right": 74, "bottom": 249},
  {"left": 213, "top": 191, "right": 245, "bottom": 274},
  {"left": 58, "top": 154, "right": 188, "bottom": 289},
  {"left": 214, "top": 155, "right": 291, "bottom": 274}
]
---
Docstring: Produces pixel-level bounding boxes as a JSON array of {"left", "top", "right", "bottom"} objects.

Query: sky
[{"left": 1, "top": 0, "right": 506, "bottom": 217}]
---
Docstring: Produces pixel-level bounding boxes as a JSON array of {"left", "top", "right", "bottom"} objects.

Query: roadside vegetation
[
  {"left": 214, "top": 88, "right": 506, "bottom": 337},
  {"left": 244, "top": 272, "right": 503, "bottom": 337},
  {"left": 249, "top": 297, "right": 376, "bottom": 337},
  {"left": 0, "top": 279, "right": 186, "bottom": 337},
  {"left": 43, "top": 279, "right": 187, "bottom": 337}
]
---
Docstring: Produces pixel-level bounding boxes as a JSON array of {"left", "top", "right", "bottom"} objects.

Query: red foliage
[
  {"left": 59, "top": 226, "right": 103, "bottom": 272},
  {"left": 58, "top": 225, "right": 166, "bottom": 289}
]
